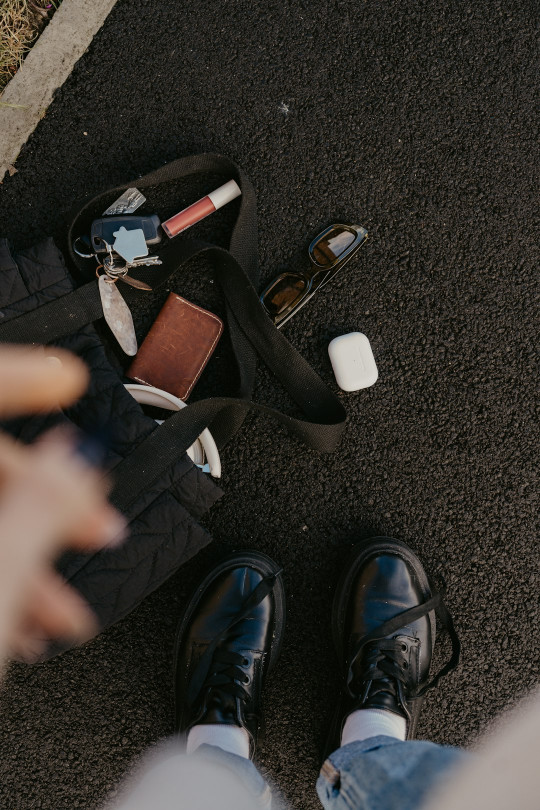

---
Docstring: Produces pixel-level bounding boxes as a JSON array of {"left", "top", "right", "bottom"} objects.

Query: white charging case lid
[
  {"left": 124, "top": 384, "right": 221, "bottom": 478},
  {"left": 328, "top": 332, "right": 378, "bottom": 391}
]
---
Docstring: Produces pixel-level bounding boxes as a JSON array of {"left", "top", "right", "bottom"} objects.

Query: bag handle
[{"left": 0, "top": 154, "right": 348, "bottom": 512}]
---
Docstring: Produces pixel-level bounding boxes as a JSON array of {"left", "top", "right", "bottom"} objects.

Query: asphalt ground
[{"left": 0, "top": 1, "right": 538, "bottom": 808}]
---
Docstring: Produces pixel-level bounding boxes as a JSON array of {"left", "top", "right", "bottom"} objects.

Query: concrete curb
[{"left": 0, "top": 0, "right": 118, "bottom": 182}]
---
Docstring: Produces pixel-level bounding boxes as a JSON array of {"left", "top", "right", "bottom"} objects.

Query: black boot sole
[
  {"left": 323, "top": 536, "right": 436, "bottom": 760},
  {"left": 173, "top": 549, "right": 286, "bottom": 737}
]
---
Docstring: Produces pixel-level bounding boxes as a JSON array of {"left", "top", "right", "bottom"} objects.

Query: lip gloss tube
[{"left": 161, "top": 180, "right": 242, "bottom": 238}]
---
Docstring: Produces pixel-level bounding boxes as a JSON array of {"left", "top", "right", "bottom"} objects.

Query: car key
[{"left": 91, "top": 214, "right": 162, "bottom": 254}]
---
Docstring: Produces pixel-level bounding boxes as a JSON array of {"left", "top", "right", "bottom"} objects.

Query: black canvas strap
[{"left": 0, "top": 154, "right": 348, "bottom": 512}]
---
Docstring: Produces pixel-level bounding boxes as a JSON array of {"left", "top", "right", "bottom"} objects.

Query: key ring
[
  {"left": 90, "top": 239, "right": 128, "bottom": 280},
  {"left": 102, "top": 250, "right": 129, "bottom": 279},
  {"left": 73, "top": 236, "right": 96, "bottom": 259},
  {"left": 96, "top": 265, "right": 118, "bottom": 284}
]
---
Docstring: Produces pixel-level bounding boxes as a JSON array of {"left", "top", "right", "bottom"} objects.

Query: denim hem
[
  {"left": 329, "top": 735, "right": 406, "bottom": 766},
  {"left": 317, "top": 736, "right": 467, "bottom": 810}
]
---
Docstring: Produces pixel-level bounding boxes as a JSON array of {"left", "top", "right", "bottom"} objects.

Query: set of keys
[
  {"left": 73, "top": 214, "right": 163, "bottom": 291},
  {"left": 98, "top": 232, "right": 162, "bottom": 292},
  {"left": 72, "top": 190, "right": 165, "bottom": 356}
]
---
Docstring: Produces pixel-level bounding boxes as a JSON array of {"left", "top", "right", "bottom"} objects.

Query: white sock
[
  {"left": 186, "top": 724, "right": 250, "bottom": 759},
  {"left": 341, "top": 708, "right": 407, "bottom": 746}
]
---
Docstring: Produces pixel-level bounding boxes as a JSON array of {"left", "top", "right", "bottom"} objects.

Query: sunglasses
[{"left": 260, "top": 223, "right": 368, "bottom": 328}]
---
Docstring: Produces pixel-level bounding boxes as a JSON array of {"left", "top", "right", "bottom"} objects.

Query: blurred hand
[{"left": 0, "top": 346, "right": 127, "bottom": 669}]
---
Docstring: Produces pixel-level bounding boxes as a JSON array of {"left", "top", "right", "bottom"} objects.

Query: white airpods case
[{"left": 328, "top": 332, "right": 378, "bottom": 391}]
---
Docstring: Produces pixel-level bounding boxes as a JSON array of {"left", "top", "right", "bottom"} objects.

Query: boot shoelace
[
  {"left": 185, "top": 570, "right": 281, "bottom": 712},
  {"left": 196, "top": 648, "right": 252, "bottom": 709},
  {"left": 346, "top": 584, "right": 461, "bottom": 716},
  {"left": 353, "top": 637, "right": 410, "bottom": 697}
]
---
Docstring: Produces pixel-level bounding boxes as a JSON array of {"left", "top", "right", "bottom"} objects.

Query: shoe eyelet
[
  {"left": 242, "top": 675, "right": 251, "bottom": 685},
  {"left": 402, "top": 661, "right": 408, "bottom": 669},
  {"left": 242, "top": 657, "right": 249, "bottom": 667},
  {"left": 401, "top": 643, "right": 407, "bottom": 652}
]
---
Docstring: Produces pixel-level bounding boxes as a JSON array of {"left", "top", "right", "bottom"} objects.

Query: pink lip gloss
[{"left": 161, "top": 180, "right": 242, "bottom": 238}]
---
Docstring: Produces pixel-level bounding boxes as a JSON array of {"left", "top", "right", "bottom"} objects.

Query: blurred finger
[
  {"left": 0, "top": 346, "right": 89, "bottom": 418},
  {"left": 0, "top": 427, "right": 108, "bottom": 531},
  {"left": 27, "top": 431, "right": 127, "bottom": 549},
  {"left": 0, "top": 431, "right": 30, "bottom": 481},
  {"left": 17, "top": 569, "right": 98, "bottom": 644},
  {"left": 0, "top": 429, "right": 127, "bottom": 580},
  {"left": 7, "top": 626, "right": 47, "bottom": 664},
  {"left": 69, "top": 503, "right": 127, "bottom": 550}
]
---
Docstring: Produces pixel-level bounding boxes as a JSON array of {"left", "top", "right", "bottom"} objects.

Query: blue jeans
[{"left": 194, "top": 735, "right": 467, "bottom": 810}]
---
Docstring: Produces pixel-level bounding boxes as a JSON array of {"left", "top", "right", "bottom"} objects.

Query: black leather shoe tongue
[
  {"left": 203, "top": 689, "right": 239, "bottom": 725},
  {"left": 364, "top": 680, "right": 405, "bottom": 716}
]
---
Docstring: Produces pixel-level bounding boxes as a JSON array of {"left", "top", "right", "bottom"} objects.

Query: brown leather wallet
[{"left": 127, "top": 293, "right": 223, "bottom": 399}]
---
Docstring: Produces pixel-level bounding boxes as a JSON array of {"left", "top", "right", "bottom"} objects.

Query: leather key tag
[{"left": 98, "top": 275, "right": 138, "bottom": 356}]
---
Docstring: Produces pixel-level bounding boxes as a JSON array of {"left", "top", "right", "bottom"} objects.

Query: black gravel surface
[{"left": 0, "top": 1, "right": 538, "bottom": 808}]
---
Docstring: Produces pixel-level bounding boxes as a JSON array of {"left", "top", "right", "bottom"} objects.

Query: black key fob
[{"left": 90, "top": 214, "right": 162, "bottom": 253}]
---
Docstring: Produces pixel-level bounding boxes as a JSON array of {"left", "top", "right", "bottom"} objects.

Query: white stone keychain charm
[{"left": 98, "top": 273, "right": 138, "bottom": 356}]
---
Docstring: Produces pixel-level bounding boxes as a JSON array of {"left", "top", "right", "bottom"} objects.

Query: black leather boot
[
  {"left": 326, "top": 537, "right": 460, "bottom": 753},
  {"left": 174, "top": 551, "right": 286, "bottom": 759}
]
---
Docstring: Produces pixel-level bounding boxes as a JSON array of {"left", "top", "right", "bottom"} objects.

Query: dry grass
[{"left": 0, "top": 0, "right": 61, "bottom": 93}]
